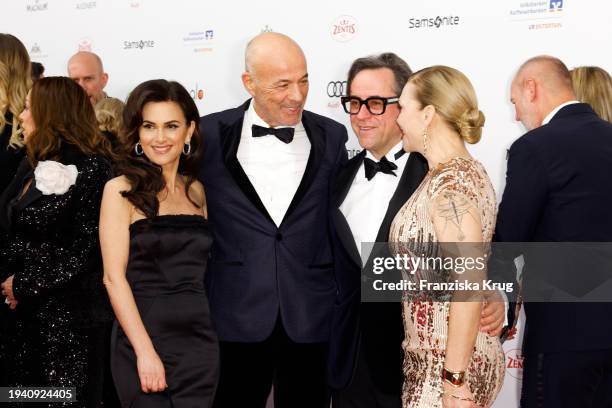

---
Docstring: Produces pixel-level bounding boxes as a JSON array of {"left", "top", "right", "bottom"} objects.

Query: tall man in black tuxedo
[
  {"left": 328, "top": 54, "right": 506, "bottom": 408},
  {"left": 199, "top": 32, "right": 348, "bottom": 408},
  {"left": 494, "top": 56, "right": 612, "bottom": 407}
]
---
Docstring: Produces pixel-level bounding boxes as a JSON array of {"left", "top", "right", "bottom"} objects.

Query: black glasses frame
[{"left": 340, "top": 96, "right": 400, "bottom": 115}]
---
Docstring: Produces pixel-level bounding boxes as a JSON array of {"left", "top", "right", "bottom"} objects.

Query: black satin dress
[{"left": 111, "top": 215, "right": 219, "bottom": 408}]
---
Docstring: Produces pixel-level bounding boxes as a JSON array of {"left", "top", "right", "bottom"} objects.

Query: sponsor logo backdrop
[{"left": 3, "top": 1, "right": 609, "bottom": 406}]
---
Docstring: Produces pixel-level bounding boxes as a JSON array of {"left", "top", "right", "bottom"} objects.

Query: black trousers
[
  {"left": 521, "top": 349, "right": 612, "bottom": 408},
  {"left": 212, "top": 318, "right": 329, "bottom": 408},
  {"left": 332, "top": 340, "right": 402, "bottom": 408}
]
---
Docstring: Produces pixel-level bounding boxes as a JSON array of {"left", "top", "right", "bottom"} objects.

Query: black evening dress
[
  {"left": 111, "top": 215, "right": 219, "bottom": 408},
  {"left": 0, "top": 147, "right": 114, "bottom": 407}
]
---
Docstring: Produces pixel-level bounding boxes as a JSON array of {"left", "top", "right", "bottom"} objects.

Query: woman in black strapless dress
[{"left": 100, "top": 80, "right": 219, "bottom": 407}]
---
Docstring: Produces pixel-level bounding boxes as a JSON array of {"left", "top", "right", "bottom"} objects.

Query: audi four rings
[{"left": 327, "top": 81, "right": 347, "bottom": 97}]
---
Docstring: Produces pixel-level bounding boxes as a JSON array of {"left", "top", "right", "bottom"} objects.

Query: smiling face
[
  {"left": 139, "top": 101, "right": 194, "bottom": 169},
  {"left": 242, "top": 36, "right": 309, "bottom": 127},
  {"left": 18, "top": 91, "right": 35, "bottom": 143},
  {"left": 349, "top": 68, "right": 402, "bottom": 159}
]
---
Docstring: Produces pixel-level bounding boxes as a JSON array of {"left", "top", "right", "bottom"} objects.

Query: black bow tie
[
  {"left": 252, "top": 124, "right": 295, "bottom": 144},
  {"left": 364, "top": 156, "right": 398, "bottom": 181}
]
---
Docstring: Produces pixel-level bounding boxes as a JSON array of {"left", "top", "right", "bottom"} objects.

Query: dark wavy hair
[
  {"left": 26, "top": 76, "right": 114, "bottom": 165},
  {"left": 118, "top": 79, "right": 202, "bottom": 219}
]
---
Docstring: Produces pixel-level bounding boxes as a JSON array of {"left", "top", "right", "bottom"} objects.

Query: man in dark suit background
[
  {"left": 199, "top": 32, "right": 348, "bottom": 408},
  {"left": 494, "top": 55, "right": 612, "bottom": 407},
  {"left": 329, "top": 53, "right": 506, "bottom": 408}
]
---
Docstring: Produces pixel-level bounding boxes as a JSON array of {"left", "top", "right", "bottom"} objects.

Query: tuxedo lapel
[
  {"left": 332, "top": 151, "right": 366, "bottom": 268},
  {"left": 280, "top": 110, "right": 324, "bottom": 226},
  {"left": 374, "top": 152, "right": 428, "bottom": 243},
  {"left": 358, "top": 152, "right": 428, "bottom": 273},
  {"left": 333, "top": 150, "right": 365, "bottom": 207},
  {"left": 220, "top": 100, "right": 274, "bottom": 224}
]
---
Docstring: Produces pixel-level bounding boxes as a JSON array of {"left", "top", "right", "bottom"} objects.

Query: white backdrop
[{"left": 4, "top": 0, "right": 611, "bottom": 406}]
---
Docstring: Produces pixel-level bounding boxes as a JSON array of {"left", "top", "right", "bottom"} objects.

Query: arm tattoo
[{"left": 436, "top": 191, "right": 474, "bottom": 241}]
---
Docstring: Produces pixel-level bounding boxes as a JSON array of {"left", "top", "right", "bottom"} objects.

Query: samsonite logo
[{"left": 409, "top": 15, "right": 460, "bottom": 29}]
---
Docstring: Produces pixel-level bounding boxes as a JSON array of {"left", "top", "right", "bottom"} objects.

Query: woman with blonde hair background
[
  {"left": 0, "top": 33, "right": 31, "bottom": 194},
  {"left": 570, "top": 66, "right": 612, "bottom": 122},
  {"left": 95, "top": 96, "right": 125, "bottom": 152},
  {"left": 390, "top": 66, "right": 504, "bottom": 408}
]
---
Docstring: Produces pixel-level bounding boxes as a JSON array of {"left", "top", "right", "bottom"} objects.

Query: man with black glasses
[{"left": 328, "top": 53, "right": 506, "bottom": 408}]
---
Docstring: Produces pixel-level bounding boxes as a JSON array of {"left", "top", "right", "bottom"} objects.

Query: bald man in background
[
  {"left": 492, "top": 56, "right": 612, "bottom": 407},
  {"left": 199, "top": 32, "right": 348, "bottom": 407},
  {"left": 67, "top": 51, "right": 108, "bottom": 104}
]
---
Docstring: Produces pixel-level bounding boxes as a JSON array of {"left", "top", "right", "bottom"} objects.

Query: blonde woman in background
[
  {"left": 570, "top": 66, "right": 612, "bottom": 122},
  {"left": 390, "top": 66, "right": 504, "bottom": 408},
  {"left": 95, "top": 96, "right": 125, "bottom": 152},
  {"left": 0, "top": 33, "right": 31, "bottom": 194}
]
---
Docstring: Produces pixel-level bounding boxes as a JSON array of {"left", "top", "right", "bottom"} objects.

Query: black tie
[
  {"left": 252, "top": 124, "right": 295, "bottom": 144},
  {"left": 364, "top": 156, "right": 398, "bottom": 181}
]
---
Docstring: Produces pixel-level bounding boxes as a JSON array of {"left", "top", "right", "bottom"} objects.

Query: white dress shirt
[
  {"left": 237, "top": 103, "right": 311, "bottom": 226},
  {"left": 541, "top": 100, "right": 580, "bottom": 125},
  {"left": 340, "top": 142, "right": 408, "bottom": 262}
]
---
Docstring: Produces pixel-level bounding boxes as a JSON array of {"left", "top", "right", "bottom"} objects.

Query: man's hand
[{"left": 479, "top": 291, "right": 505, "bottom": 336}]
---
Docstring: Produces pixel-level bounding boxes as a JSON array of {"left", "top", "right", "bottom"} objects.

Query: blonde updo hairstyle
[
  {"left": 95, "top": 97, "right": 125, "bottom": 138},
  {"left": 408, "top": 65, "right": 484, "bottom": 144}
]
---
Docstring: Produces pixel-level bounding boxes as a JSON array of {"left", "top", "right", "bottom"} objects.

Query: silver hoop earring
[
  {"left": 134, "top": 142, "right": 144, "bottom": 156},
  {"left": 183, "top": 142, "right": 191, "bottom": 156},
  {"left": 422, "top": 129, "right": 429, "bottom": 155}
]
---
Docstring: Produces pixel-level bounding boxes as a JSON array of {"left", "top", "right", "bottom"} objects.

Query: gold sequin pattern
[{"left": 389, "top": 157, "right": 505, "bottom": 408}]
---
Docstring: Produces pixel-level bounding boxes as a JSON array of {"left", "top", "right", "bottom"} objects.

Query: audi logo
[{"left": 327, "top": 81, "right": 348, "bottom": 98}]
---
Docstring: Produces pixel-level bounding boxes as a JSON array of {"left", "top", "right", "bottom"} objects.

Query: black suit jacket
[
  {"left": 199, "top": 99, "right": 348, "bottom": 343},
  {"left": 0, "top": 113, "right": 26, "bottom": 195},
  {"left": 492, "top": 103, "right": 612, "bottom": 354},
  {"left": 327, "top": 149, "right": 428, "bottom": 391}
]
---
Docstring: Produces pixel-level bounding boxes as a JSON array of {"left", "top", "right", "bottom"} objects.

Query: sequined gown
[
  {"left": 111, "top": 215, "right": 219, "bottom": 408},
  {"left": 0, "top": 150, "right": 114, "bottom": 407},
  {"left": 389, "top": 157, "right": 505, "bottom": 408}
]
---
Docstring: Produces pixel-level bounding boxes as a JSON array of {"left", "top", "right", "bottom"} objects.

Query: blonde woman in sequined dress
[{"left": 389, "top": 66, "right": 504, "bottom": 408}]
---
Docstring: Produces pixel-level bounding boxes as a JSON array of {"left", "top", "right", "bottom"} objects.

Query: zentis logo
[
  {"left": 505, "top": 348, "right": 524, "bottom": 379},
  {"left": 331, "top": 15, "right": 358, "bottom": 42}
]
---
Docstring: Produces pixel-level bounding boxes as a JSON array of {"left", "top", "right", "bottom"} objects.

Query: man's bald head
[
  {"left": 511, "top": 55, "right": 576, "bottom": 130},
  {"left": 67, "top": 51, "right": 108, "bottom": 105},
  {"left": 244, "top": 32, "right": 306, "bottom": 74},
  {"left": 241, "top": 32, "right": 309, "bottom": 127},
  {"left": 514, "top": 55, "right": 574, "bottom": 97}
]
